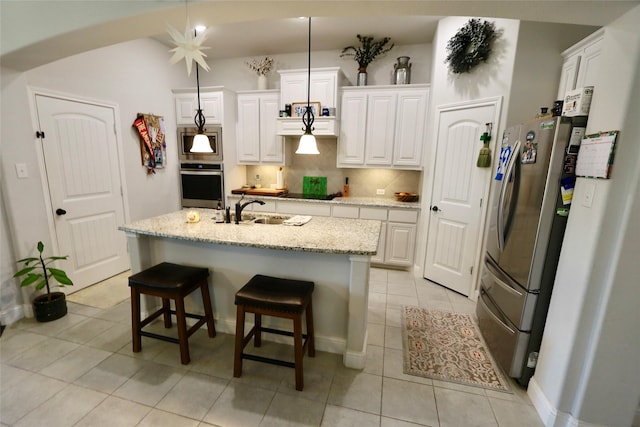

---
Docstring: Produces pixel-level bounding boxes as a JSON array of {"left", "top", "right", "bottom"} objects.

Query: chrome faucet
[{"left": 235, "top": 194, "right": 265, "bottom": 224}]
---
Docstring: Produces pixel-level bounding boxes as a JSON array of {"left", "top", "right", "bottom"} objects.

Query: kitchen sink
[{"left": 253, "top": 215, "right": 291, "bottom": 225}]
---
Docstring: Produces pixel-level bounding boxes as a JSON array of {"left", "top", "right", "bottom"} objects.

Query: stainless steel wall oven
[{"left": 180, "top": 163, "right": 225, "bottom": 209}]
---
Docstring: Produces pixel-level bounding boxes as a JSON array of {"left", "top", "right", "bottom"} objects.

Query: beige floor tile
[
  {"left": 85, "top": 321, "right": 132, "bottom": 352},
  {"left": 369, "top": 280, "right": 388, "bottom": 294},
  {"left": 363, "top": 344, "right": 384, "bottom": 376},
  {"left": 0, "top": 371, "right": 67, "bottom": 425},
  {"left": 188, "top": 334, "right": 237, "bottom": 379},
  {"left": 369, "top": 292, "right": 388, "bottom": 309},
  {"left": 23, "top": 312, "right": 88, "bottom": 336},
  {"left": 138, "top": 408, "right": 200, "bottom": 427},
  {"left": 0, "top": 365, "right": 32, "bottom": 392},
  {"left": 66, "top": 301, "right": 104, "bottom": 317},
  {"left": 112, "top": 361, "right": 187, "bottom": 406},
  {"left": 157, "top": 371, "right": 228, "bottom": 420},
  {"left": 386, "top": 294, "right": 419, "bottom": 310},
  {"left": 368, "top": 322, "right": 385, "bottom": 346},
  {"left": 434, "top": 386, "right": 498, "bottom": 427},
  {"left": 56, "top": 317, "right": 117, "bottom": 344},
  {"left": 381, "top": 377, "right": 439, "bottom": 426},
  {"left": 385, "top": 325, "right": 402, "bottom": 350},
  {"left": 74, "top": 395, "right": 151, "bottom": 427},
  {"left": 203, "top": 382, "right": 274, "bottom": 427},
  {"left": 0, "top": 329, "right": 49, "bottom": 360},
  {"left": 489, "top": 397, "right": 545, "bottom": 426},
  {"left": 381, "top": 416, "right": 430, "bottom": 426},
  {"left": 431, "top": 379, "right": 487, "bottom": 396},
  {"left": 386, "top": 307, "right": 402, "bottom": 328},
  {"left": 14, "top": 383, "right": 107, "bottom": 427},
  {"left": 369, "top": 305, "right": 386, "bottom": 325},
  {"left": 387, "top": 283, "right": 418, "bottom": 298},
  {"left": 6, "top": 336, "right": 79, "bottom": 372},
  {"left": 260, "top": 391, "right": 325, "bottom": 426},
  {"left": 321, "top": 404, "right": 381, "bottom": 426},
  {"left": 73, "top": 353, "right": 146, "bottom": 394},
  {"left": 95, "top": 300, "right": 131, "bottom": 324},
  {"left": 39, "top": 345, "right": 111, "bottom": 381},
  {"left": 327, "top": 370, "right": 382, "bottom": 414},
  {"left": 370, "top": 268, "right": 389, "bottom": 282}
]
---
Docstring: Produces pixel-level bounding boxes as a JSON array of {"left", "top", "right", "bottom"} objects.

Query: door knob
[
  {"left": 431, "top": 206, "right": 441, "bottom": 212},
  {"left": 55, "top": 208, "right": 67, "bottom": 216}
]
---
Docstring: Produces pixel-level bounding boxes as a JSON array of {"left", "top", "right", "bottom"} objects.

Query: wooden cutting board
[{"left": 231, "top": 188, "right": 288, "bottom": 197}]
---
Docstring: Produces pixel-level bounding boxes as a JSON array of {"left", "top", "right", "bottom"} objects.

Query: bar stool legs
[{"left": 233, "top": 274, "right": 315, "bottom": 391}]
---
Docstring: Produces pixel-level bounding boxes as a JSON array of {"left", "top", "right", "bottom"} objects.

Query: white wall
[
  {"left": 529, "top": 5, "right": 640, "bottom": 426},
  {"left": 416, "top": 17, "right": 520, "bottom": 272},
  {"left": 0, "top": 38, "right": 186, "bottom": 321}
]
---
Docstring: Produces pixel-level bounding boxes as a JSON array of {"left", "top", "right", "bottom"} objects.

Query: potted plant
[
  {"left": 245, "top": 56, "right": 274, "bottom": 90},
  {"left": 14, "top": 241, "right": 73, "bottom": 322},
  {"left": 340, "top": 34, "right": 394, "bottom": 85}
]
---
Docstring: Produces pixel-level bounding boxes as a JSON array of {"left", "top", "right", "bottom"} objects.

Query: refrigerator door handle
[
  {"left": 485, "top": 259, "right": 525, "bottom": 298},
  {"left": 497, "top": 140, "right": 521, "bottom": 251},
  {"left": 479, "top": 289, "right": 516, "bottom": 334}
]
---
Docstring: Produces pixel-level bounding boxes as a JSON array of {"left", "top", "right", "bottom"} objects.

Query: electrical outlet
[{"left": 376, "top": 189, "right": 385, "bottom": 195}]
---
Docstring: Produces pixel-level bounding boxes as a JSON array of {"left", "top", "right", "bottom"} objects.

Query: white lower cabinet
[{"left": 385, "top": 222, "right": 416, "bottom": 266}]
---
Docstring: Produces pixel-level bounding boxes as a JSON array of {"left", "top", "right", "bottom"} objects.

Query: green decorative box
[{"left": 302, "top": 176, "right": 327, "bottom": 196}]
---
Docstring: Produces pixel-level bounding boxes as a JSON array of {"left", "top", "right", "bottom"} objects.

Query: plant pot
[
  {"left": 357, "top": 70, "right": 368, "bottom": 86},
  {"left": 32, "top": 292, "right": 67, "bottom": 322}
]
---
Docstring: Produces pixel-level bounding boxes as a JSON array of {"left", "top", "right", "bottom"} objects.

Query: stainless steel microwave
[{"left": 178, "top": 126, "right": 223, "bottom": 163}]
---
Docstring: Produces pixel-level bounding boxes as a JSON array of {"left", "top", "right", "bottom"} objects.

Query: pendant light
[
  {"left": 190, "top": 39, "right": 213, "bottom": 153},
  {"left": 296, "top": 17, "right": 319, "bottom": 155}
]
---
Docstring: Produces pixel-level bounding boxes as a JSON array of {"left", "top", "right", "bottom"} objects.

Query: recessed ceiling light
[{"left": 195, "top": 25, "right": 207, "bottom": 33}]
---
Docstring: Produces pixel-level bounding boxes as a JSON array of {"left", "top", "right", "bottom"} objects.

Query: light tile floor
[{"left": 0, "top": 268, "right": 544, "bottom": 427}]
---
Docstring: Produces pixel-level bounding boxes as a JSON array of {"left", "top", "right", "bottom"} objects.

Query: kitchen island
[{"left": 119, "top": 209, "right": 381, "bottom": 369}]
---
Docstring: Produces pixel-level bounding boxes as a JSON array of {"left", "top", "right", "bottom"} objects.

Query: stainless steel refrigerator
[{"left": 476, "top": 115, "right": 586, "bottom": 386}]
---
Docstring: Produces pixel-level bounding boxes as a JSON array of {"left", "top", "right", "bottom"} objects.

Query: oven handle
[{"left": 180, "top": 171, "right": 223, "bottom": 176}]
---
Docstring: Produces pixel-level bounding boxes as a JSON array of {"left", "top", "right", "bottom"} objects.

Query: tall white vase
[{"left": 257, "top": 75, "right": 267, "bottom": 90}]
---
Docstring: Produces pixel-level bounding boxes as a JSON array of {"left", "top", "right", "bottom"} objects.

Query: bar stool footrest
[{"left": 241, "top": 353, "right": 295, "bottom": 369}]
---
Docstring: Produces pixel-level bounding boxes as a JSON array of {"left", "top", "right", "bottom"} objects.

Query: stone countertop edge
[
  {"left": 119, "top": 209, "right": 381, "bottom": 256},
  {"left": 227, "top": 194, "right": 421, "bottom": 209}
]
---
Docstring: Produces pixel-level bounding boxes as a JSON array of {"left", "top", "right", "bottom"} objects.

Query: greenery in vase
[
  {"left": 14, "top": 241, "right": 73, "bottom": 301},
  {"left": 340, "top": 34, "right": 394, "bottom": 71},
  {"left": 245, "top": 57, "right": 274, "bottom": 76}
]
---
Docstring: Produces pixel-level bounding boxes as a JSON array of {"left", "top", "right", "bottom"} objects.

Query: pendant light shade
[
  {"left": 189, "top": 27, "right": 212, "bottom": 153},
  {"left": 191, "top": 133, "right": 213, "bottom": 152},
  {"left": 296, "top": 17, "right": 319, "bottom": 155},
  {"left": 296, "top": 130, "right": 319, "bottom": 154}
]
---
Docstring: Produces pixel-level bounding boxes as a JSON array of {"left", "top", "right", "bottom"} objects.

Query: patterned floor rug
[{"left": 401, "top": 306, "right": 511, "bottom": 392}]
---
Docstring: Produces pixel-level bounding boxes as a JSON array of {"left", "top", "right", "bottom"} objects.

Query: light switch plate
[
  {"left": 15, "top": 163, "right": 28, "bottom": 178},
  {"left": 376, "top": 189, "right": 385, "bottom": 195}
]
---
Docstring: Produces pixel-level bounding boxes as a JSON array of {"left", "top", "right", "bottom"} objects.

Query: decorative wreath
[{"left": 445, "top": 19, "right": 497, "bottom": 74}]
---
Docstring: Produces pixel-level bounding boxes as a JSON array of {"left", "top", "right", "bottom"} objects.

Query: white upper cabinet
[
  {"left": 237, "top": 90, "right": 284, "bottom": 164},
  {"left": 338, "top": 85, "right": 429, "bottom": 170},
  {"left": 277, "top": 67, "right": 345, "bottom": 136},
  {"left": 279, "top": 67, "right": 344, "bottom": 110},
  {"left": 557, "top": 29, "right": 604, "bottom": 99},
  {"left": 174, "top": 90, "right": 224, "bottom": 125}
]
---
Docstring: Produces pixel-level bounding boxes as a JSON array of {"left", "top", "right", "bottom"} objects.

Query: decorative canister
[
  {"left": 393, "top": 56, "right": 411, "bottom": 85},
  {"left": 357, "top": 69, "right": 368, "bottom": 86}
]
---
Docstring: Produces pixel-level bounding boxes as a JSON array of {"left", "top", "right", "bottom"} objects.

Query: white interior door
[
  {"left": 424, "top": 100, "right": 499, "bottom": 296},
  {"left": 35, "top": 95, "right": 129, "bottom": 292}
]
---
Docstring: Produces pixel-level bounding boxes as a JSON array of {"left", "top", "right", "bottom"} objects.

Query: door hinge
[
  {"left": 36, "top": 131, "right": 45, "bottom": 139},
  {"left": 470, "top": 266, "right": 474, "bottom": 275},
  {"left": 480, "top": 198, "right": 483, "bottom": 208}
]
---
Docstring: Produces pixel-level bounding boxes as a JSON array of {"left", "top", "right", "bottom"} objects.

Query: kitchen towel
[{"left": 283, "top": 215, "right": 312, "bottom": 226}]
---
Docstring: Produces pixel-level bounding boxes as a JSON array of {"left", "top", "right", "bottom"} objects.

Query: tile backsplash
[{"left": 244, "top": 138, "right": 421, "bottom": 197}]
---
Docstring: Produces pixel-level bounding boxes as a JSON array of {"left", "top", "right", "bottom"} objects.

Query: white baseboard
[{"left": 528, "top": 378, "right": 610, "bottom": 427}]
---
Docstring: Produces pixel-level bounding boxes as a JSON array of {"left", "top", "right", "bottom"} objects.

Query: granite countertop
[
  {"left": 227, "top": 194, "right": 421, "bottom": 209},
  {"left": 119, "top": 209, "right": 381, "bottom": 255}
]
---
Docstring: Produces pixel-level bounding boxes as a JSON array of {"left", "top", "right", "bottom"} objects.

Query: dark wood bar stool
[
  {"left": 233, "top": 274, "right": 315, "bottom": 391},
  {"left": 128, "top": 262, "right": 215, "bottom": 364}
]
